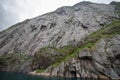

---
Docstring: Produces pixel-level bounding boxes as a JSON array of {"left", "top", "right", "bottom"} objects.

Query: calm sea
[{"left": 0, "top": 71, "right": 101, "bottom": 80}]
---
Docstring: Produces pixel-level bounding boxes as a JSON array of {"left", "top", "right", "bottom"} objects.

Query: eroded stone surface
[
  {"left": 0, "top": 2, "right": 118, "bottom": 55},
  {"left": 0, "top": 1, "right": 120, "bottom": 79},
  {"left": 48, "top": 36, "right": 120, "bottom": 79}
]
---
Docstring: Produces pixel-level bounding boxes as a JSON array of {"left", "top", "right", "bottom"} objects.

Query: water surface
[{"left": 0, "top": 71, "right": 99, "bottom": 80}]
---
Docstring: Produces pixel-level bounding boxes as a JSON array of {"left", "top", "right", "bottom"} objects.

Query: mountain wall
[{"left": 0, "top": 1, "right": 120, "bottom": 79}]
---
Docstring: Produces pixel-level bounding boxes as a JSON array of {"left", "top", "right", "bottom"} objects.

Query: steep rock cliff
[
  {"left": 0, "top": 1, "right": 120, "bottom": 79},
  {"left": 0, "top": 1, "right": 118, "bottom": 55}
]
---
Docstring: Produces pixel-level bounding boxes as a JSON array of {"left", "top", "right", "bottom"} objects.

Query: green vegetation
[
  {"left": 32, "top": 46, "right": 76, "bottom": 68},
  {"left": 35, "top": 69, "right": 46, "bottom": 73},
  {"left": 49, "top": 20, "right": 120, "bottom": 68},
  {"left": 1, "top": 20, "right": 120, "bottom": 73},
  {"left": 0, "top": 53, "right": 32, "bottom": 70}
]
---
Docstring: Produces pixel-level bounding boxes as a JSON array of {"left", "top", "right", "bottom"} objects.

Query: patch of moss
[
  {"left": 35, "top": 69, "right": 46, "bottom": 73},
  {"left": 51, "top": 62, "right": 62, "bottom": 67}
]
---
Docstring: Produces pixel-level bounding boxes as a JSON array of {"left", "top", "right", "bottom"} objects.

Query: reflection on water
[{"left": 0, "top": 71, "right": 100, "bottom": 80}]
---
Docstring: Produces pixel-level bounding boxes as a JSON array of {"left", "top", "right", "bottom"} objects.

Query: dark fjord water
[{"left": 0, "top": 71, "right": 100, "bottom": 80}]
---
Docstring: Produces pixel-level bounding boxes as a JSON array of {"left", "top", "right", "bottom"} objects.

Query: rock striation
[
  {"left": 0, "top": 1, "right": 120, "bottom": 79},
  {"left": 0, "top": 1, "right": 118, "bottom": 55},
  {"left": 47, "top": 35, "right": 120, "bottom": 79}
]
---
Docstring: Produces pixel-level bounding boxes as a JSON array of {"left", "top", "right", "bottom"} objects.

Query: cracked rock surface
[
  {"left": 48, "top": 36, "right": 120, "bottom": 79},
  {"left": 0, "top": 1, "right": 118, "bottom": 55},
  {"left": 0, "top": 1, "right": 120, "bottom": 79}
]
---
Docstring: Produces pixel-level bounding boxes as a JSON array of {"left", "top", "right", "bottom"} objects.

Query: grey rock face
[
  {"left": 48, "top": 35, "right": 120, "bottom": 79},
  {"left": 0, "top": 1, "right": 120, "bottom": 79},
  {"left": 0, "top": 2, "right": 118, "bottom": 55}
]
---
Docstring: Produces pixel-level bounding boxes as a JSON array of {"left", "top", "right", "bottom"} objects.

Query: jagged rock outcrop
[
  {"left": 0, "top": 1, "right": 120, "bottom": 79},
  {"left": 47, "top": 35, "right": 120, "bottom": 79}
]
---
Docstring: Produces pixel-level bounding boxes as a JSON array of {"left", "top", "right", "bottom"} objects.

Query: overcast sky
[{"left": 0, "top": 0, "right": 120, "bottom": 31}]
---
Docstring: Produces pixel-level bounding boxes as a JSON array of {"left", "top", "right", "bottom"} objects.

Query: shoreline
[
  {"left": 28, "top": 71, "right": 120, "bottom": 80},
  {"left": 0, "top": 71, "right": 120, "bottom": 80},
  {"left": 28, "top": 71, "right": 50, "bottom": 76}
]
